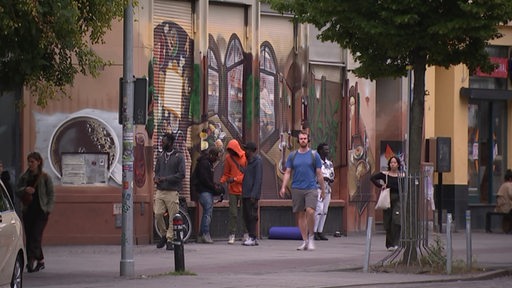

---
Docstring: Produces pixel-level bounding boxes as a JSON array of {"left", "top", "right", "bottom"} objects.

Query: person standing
[
  {"left": 370, "top": 155, "right": 404, "bottom": 251},
  {"left": 195, "top": 148, "right": 222, "bottom": 244},
  {"left": 314, "top": 143, "right": 335, "bottom": 241},
  {"left": 16, "top": 152, "right": 55, "bottom": 273},
  {"left": 154, "top": 133, "right": 186, "bottom": 251},
  {"left": 279, "top": 130, "right": 326, "bottom": 251},
  {"left": 220, "top": 139, "right": 248, "bottom": 244},
  {"left": 241, "top": 142, "right": 262, "bottom": 246},
  {"left": 495, "top": 169, "right": 512, "bottom": 233}
]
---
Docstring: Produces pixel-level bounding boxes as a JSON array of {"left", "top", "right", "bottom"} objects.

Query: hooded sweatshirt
[{"left": 220, "top": 139, "right": 247, "bottom": 195}]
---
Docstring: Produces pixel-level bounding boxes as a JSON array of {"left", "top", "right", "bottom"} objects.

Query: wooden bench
[{"left": 485, "top": 211, "right": 507, "bottom": 233}]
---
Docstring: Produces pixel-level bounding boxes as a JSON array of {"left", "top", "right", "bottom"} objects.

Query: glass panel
[
  {"left": 227, "top": 65, "right": 243, "bottom": 135},
  {"left": 467, "top": 104, "right": 479, "bottom": 201},
  {"left": 207, "top": 48, "right": 219, "bottom": 116},
  {"left": 259, "top": 74, "right": 276, "bottom": 139},
  {"left": 467, "top": 101, "right": 507, "bottom": 204}
]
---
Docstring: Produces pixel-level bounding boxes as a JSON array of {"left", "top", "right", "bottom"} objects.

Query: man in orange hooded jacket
[{"left": 220, "top": 139, "right": 248, "bottom": 244}]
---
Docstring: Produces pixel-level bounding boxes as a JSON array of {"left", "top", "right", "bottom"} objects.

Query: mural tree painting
[
  {"left": 0, "top": 0, "right": 128, "bottom": 107},
  {"left": 264, "top": 0, "right": 512, "bottom": 263}
]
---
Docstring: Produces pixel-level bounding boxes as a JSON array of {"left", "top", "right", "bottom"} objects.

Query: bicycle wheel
[{"left": 154, "top": 207, "right": 192, "bottom": 243}]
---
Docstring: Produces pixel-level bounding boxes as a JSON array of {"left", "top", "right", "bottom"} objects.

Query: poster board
[{"left": 61, "top": 153, "right": 109, "bottom": 185}]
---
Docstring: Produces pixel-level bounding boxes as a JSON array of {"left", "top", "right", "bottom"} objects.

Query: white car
[{"left": 0, "top": 180, "right": 25, "bottom": 288}]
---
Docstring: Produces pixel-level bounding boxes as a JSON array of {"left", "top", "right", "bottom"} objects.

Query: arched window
[
  {"left": 225, "top": 35, "right": 244, "bottom": 138},
  {"left": 207, "top": 35, "right": 221, "bottom": 117},
  {"left": 259, "top": 42, "right": 279, "bottom": 144}
]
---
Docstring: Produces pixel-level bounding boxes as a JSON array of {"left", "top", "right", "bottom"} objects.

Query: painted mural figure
[
  {"left": 154, "top": 133, "right": 186, "bottom": 251},
  {"left": 220, "top": 139, "right": 248, "bottom": 244},
  {"left": 314, "top": 143, "right": 335, "bottom": 241},
  {"left": 16, "top": 152, "right": 55, "bottom": 273},
  {"left": 279, "top": 130, "right": 326, "bottom": 251},
  {"left": 370, "top": 156, "right": 404, "bottom": 251}
]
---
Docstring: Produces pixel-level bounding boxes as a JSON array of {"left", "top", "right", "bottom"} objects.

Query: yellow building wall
[{"left": 433, "top": 66, "right": 468, "bottom": 185}]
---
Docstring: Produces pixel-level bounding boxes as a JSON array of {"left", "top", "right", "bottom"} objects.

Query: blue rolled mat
[{"left": 268, "top": 226, "right": 302, "bottom": 240}]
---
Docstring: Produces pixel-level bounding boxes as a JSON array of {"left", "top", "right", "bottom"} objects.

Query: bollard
[
  {"left": 446, "top": 213, "right": 452, "bottom": 275},
  {"left": 465, "top": 210, "right": 472, "bottom": 271},
  {"left": 173, "top": 213, "right": 185, "bottom": 272},
  {"left": 363, "top": 216, "right": 373, "bottom": 273}
]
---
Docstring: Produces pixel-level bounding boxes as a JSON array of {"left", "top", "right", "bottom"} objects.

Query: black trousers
[
  {"left": 242, "top": 198, "right": 259, "bottom": 239},
  {"left": 23, "top": 207, "right": 49, "bottom": 262}
]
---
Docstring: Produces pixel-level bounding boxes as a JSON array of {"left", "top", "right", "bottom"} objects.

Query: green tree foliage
[
  {"left": 264, "top": 0, "right": 512, "bottom": 263},
  {"left": 0, "top": 0, "right": 129, "bottom": 107}
]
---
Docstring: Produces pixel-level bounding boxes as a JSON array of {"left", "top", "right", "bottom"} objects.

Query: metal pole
[
  {"left": 363, "top": 216, "right": 373, "bottom": 273},
  {"left": 120, "top": 0, "right": 135, "bottom": 277},
  {"left": 465, "top": 210, "right": 472, "bottom": 271},
  {"left": 446, "top": 213, "right": 452, "bottom": 275}
]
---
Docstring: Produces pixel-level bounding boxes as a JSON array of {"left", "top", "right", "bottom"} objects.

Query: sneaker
[
  {"left": 228, "top": 234, "right": 235, "bottom": 244},
  {"left": 297, "top": 241, "right": 308, "bottom": 251},
  {"left": 317, "top": 232, "right": 328, "bottom": 241},
  {"left": 307, "top": 239, "right": 316, "bottom": 251},
  {"left": 203, "top": 234, "right": 214, "bottom": 244},
  {"left": 314, "top": 232, "right": 321, "bottom": 241},
  {"left": 166, "top": 241, "right": 174, "bottom": 251},
  {"left": 242, "top": 237, "right": 258, "bottom": 246},
  {"left": 242, "top": 233, "right": 250, "bottom": 242},
  {"left": 156, "top": 236, "right": 167, "bottom": 249}
]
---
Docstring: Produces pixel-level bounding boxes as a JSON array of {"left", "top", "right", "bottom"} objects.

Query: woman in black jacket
[{"left": 370, "top": 156, "right": 404, "bottom": 251}]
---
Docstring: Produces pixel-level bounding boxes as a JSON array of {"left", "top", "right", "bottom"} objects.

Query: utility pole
[{"left": 120, "top": 0, "right": 134, "bottom": 277}]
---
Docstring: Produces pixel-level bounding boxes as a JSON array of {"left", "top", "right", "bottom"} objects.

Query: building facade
[{"left": 1, "top": 1, "right": 510, "bottom": 244}]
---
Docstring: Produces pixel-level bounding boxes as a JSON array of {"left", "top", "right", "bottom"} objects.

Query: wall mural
[
  {"left": 152, "top": 20, "right": 194, "bottom": 198},
  {"left": 34, "top": 109, "right": 123, "bottom": 186}
]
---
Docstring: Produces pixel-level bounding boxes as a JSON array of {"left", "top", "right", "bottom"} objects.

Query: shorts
[{"left": 291, "top": 188, "right": 318, "bottom": 213}]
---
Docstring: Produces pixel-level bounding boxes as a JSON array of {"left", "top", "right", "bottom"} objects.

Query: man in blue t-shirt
[{"left": 279, "top": 130, "right": 326, "bottom": 251}]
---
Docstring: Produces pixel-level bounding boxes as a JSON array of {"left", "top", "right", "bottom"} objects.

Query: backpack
[{"left": 290, "top": 150, "right": 317, "bottom": 172}]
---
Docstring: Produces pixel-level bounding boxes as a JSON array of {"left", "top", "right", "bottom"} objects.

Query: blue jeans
[{"left": 198, "top": 192, "right": 213, "bottom": 235}]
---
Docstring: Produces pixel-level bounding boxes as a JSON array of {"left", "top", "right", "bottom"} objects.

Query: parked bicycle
[{"left": 154, "top": 196, "right": 192, "bottom": 242}]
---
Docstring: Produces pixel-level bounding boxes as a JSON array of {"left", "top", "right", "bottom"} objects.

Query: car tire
[{"left": 11, "top": 253, "right": 23, "bottom": 288}]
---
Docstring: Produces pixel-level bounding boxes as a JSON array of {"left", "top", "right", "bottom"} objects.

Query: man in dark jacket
[
  {"left": 195, "top": 148, "right": 221, "bottom": 243},
  {"left": 241, "top": 142, "right": 262, "bottom": 246},
  {"left": 154, "top": 133, "right": 186, "bottom": 250}
]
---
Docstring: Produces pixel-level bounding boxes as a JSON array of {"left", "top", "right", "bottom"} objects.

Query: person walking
[
  {"left": 313, "top": 143, "right": 335, "bottom": 241},
  {"left": 195, "top": 148, "right": 222, "bottom": 244},
  {"left": 241, "top": 142, "right": 263, "bottom": 246},
  {"left": 220, "top": 139, "right": 248, "bottom": 244},
  {"left": 279, "top": 130, "right": 326, "bottom": 251},
  {"left": 154, "top": 132, "right": 186, "bottom": 251},
  {"left": 495, "top": 169, "right": 512, "bottom": 233},
  {"left": 16, "top": 152, "right": 55, "bottom": 273},
  {"left": 370, "top": 155, "right": 404, "bottom": 251}
]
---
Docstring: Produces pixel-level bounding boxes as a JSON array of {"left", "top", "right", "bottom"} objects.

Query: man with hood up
[{"left": 220, "top": 139, "right": 248, "bottom": 244}]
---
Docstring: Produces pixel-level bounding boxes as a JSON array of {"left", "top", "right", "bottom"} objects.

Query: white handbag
[{"left": 375, "top": 173, "right": 391, "bottom": 210}]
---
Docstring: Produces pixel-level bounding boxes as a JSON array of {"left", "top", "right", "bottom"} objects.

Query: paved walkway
[{"left": 24, "top": 231, "right": 512, "bottom": 288}]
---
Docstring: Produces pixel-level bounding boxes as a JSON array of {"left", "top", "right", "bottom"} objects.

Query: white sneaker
[
  {"left": 242, "top": 237, "right": 258, "bottom": 246},
  {"left": 242, "top": 233, "right": 250, "bottom": 242},
  {"left": 307, "top": 239, "right": 315, "bottom": 251},
  {"left": 297, "top": 241, "right": 308, "bottom": 251},
  {"left": 228, "top": 234, "right": 235, "bottom": 244},
  {"left": 203, "top": 234, "right": 214, "bottom": 244}
]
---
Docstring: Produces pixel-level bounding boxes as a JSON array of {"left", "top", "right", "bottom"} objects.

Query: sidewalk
[{"left": 24, "top": 232, "right": 512, "bottom": 288}]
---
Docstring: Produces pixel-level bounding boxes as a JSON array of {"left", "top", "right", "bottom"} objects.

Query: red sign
[{"left": 475, "top": 57, "right": 508, "bottom": 78}]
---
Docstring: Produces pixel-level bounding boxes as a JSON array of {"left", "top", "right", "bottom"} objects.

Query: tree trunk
[{"left": 401, "top": 54, "right": 427, "bottom": 264}]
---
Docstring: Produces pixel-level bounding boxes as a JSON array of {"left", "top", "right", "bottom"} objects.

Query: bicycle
[{"left": 154, "top": 196, "right": 193, "bottom": 243}]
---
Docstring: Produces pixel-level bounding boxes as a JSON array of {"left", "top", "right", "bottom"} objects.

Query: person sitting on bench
[{"left": 494, "top": 169, "right": 512, "bottom": 233}]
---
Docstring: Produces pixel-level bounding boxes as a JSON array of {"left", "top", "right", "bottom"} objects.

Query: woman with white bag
[{"left": 370, "top": 156, "right": 404, "bottom": 251}]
